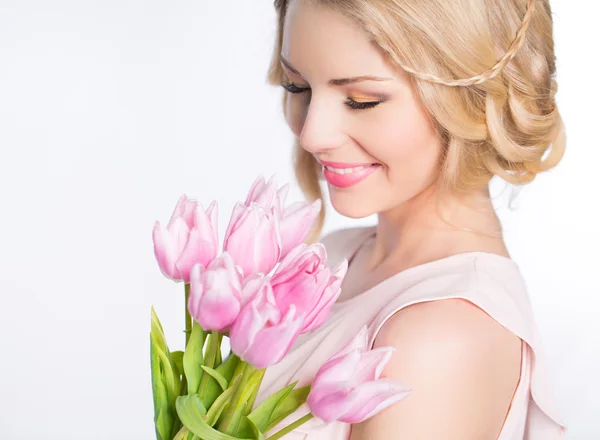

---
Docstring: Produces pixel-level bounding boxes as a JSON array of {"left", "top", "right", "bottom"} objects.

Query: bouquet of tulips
[{"left": 150, "top": 175, "right": 411, "bottom": 440}]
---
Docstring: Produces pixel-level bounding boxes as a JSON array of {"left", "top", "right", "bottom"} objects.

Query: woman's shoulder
[
  {"left": 366, "top": 252, "right": 535, "bottom": 346},
  {"left": 360, "top": 295, "right": 523, "bottom": 439},
  {"left": 363, "top": 254, "right": 566, "bottom": 437}
]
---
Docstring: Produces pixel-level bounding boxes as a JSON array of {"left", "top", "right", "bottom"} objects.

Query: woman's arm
[{"left": 349, "top": 298, "right": 522, "bottom": 440}]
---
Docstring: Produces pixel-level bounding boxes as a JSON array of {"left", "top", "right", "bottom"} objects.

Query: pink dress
[{"left": 254, "top": 226, "right": 567, "bottom": 439}]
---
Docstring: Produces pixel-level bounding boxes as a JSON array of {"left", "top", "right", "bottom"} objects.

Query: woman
[{"left": 254, "top": 0, "right": 566, "bottom": 438}]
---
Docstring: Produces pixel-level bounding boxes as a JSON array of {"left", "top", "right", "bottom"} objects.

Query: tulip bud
[
  {"left": 223, "top": 202, "right": 281, "bottom": 278},
  {"left": 271, "top": 243, "right": 347, "bottom": 333},
  {"left": 153, "top": 195, "right": 218, "bottom": 284},
  {"left": 187, "top": 252, "right": 243, "bottom": 332},
  {"left": 242, "top": 175, "right": 322, "bottom": 259},
  {"left": 229, "top": 277, "right": 305, "bottom": 369},
  {"left": 307, "top": 326, "right": 411, "bottom": 424}
]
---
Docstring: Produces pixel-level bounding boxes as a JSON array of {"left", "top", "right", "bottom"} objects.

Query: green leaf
[
  {"left": 237, "top": 382, "right": 296, "bottom": 437},
  {"left": 200, "top": 353, "right": 240, "bottom": 409},
  {"left": 265, "top": 385, "right": 311, "bottom": 433},
  {"left": 150, "top": 307, "right": 183, "bottom": 439},
  {"left": 215, "top": 352, "right": 241, "bottom": 383},
  {"left": 172, "top": 351, "right": 184, "bottom": 377},
  {"left": 183, "top": 322, "right": 207, "bottom": 394},
  {"left": 176, "top": 395, "right": 255, "bottom": 440},
  {"left": 151, "top": 307, "right": 182, "bottom": 400},
  {"left": 223, "top": 402, "right": 247, "bottom": 437},
  {"left": 151, "top": 338, "right": 173, "bottom": 440},
  {"left": 246, "top": 417, "right": 267, "bottom": 440},
  {"left": 201, "top": 365, "right": 228, "bottom": 391},
  {"left": 151, "top": 331, "right": 178, "bottom": 401},
  {"left": 151, "top": 306, "right": 169, "bottom": 353},
  {"left": 238, "top": 369, "right": 263, "bottom": 406},
  {"left": 205, "top": 376, "right": 240, "bottom": 427}
]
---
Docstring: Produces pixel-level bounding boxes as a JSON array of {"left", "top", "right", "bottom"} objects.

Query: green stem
[
  {"left": 244, "top": 368, "right": 266, "bottom": 416},
  {"left": 184, "top": 283, "right": 192, "bottom": 347},
  {"left": 218, "top": 361, "right": 254, "bottom": 433},
  {"left": 172, "top": 425, "right": 189, "bottom": 440},
  {"left": 198, "top": 330, "right": 220, "bottom": 400},
  {"left": 214, "top": 333, "right": 223, "bottom": 366},
  {"left": 265, "top": 413, "right": 315, "bottom": 440}
]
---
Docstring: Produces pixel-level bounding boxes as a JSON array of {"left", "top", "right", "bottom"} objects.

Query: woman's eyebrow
[{"left": 280, "top": 55, "right": 393, "bottom": 86}]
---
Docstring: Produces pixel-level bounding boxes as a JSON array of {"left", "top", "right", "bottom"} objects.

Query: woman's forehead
[{"left": 281, "top": 2, "right": 399, "bottom": 82}]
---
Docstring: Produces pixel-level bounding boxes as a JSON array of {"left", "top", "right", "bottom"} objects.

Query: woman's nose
[{"left": 298, "top": 99, "right": 346, "bottom": 154}]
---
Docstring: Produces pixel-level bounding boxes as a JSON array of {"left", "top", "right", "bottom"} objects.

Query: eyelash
[{"left": 281, "top": 82, "right": 382, "bottom": 110}]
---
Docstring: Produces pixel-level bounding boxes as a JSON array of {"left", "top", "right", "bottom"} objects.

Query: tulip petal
[
  {"left": 302, "top": 262, "right": 346, "bottom": 332},
  {"left": 276, "top": 183, "right": 290, "bottom": 214},
  {"left": 206, "top": 200, "right": 219, "bottom": 247},
  {"left": 256, "top": 174, "right": 279, "bottom": 208},
  {"left": 338, "top": 379, "right": 411, "bottom": 423},
  {"left": 296, "top": 269, "right": 333, "bottom": 327},
  {"left": 153, "top": 217, "right": 192, "bottom": 282},
  {"left": 188, "top": 264, "right": 205, "bottom": 319},
  {"left": 216, "top": 252, "right": 242, "bottom": 292},
  {"left": 175, "top": 233, "right": 215, "bottom": 284},
  {"left": 313, "top": 348, "right": 361, "bottom": 388},
  {"left": 350, "top": 348, "right": 395, "bottom": 386},
  {"left": 224, "top": 206, "right": 259, "bottom": 276},
  {"left": 280, "top": 199, "right": 322, "bottom": 256},
  {"left": 253, "top": 208, "right": 281, "bottom": 275},
  {"left": 229, "top": 299, "right": 266, "bottom": 358},
  {"left": 243, "top": 306, "right": 305, "bottom": 368},
  {"left": 223, "top": 202, "right": 248, "bottom": 250},
  {"left": 308, "top": 388, "right": 352, "bottom": 423},
  {"left": 152, "top": 222, "right": 178, "bottom": 279},
  {"left": 240, "top": 273, "right": 265, "bottom": 307},
  {"left": 245, "top": 175, "right": 266, "bottom": 205},
  {"left": 168, "top": 194, "right": 197, "bottom": 230},
  {"left": 197, "top": 286, "right": 241, "bottom": 332},
  {"left": 272, "top": 274, "right": 315, "bottom": 316},
  {"left": 270, "top": 243, "right": 307, "bottom": 284},
  {"left": 330, "top": 326, "right": 369, "bottom": 362},
  {"left": 301, "top": 283, "right": 341, "bottom": 333}
]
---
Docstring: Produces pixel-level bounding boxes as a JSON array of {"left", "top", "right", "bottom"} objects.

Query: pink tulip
[
  {"left": 188, "top": 252, "right": 243, "bottom": 332},
  {"left": 307, "top": 326, "right": 411, "bottom": 424},
  {"left": 229, "top": 276, "right": 305, "bottom": 369},
  {"left": 239, "top": 272, "right": 272, "bottom": 307},
  {"left": 279, "top": 199, "right": 322, "bottom": 257},
  {"left": 223, "top": 202, "right": 281, "bottom": 278},
  {"left": 153, "top": 195, "right": 218, "bottom": 284},
  {"left": 244, "top": 174, "right": 281, "bottom": 212},
  {"left": 244, "top": 175, "right": 322, "bottom": 258},
  {"left": 270, "top": 243, "right": 348, "bottom": 333}
]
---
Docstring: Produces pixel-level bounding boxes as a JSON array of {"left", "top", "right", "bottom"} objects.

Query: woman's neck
[{"left": 368, "top": 184, "right": 508, "bottom": 272}]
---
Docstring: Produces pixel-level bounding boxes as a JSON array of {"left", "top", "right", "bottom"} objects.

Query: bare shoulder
[{"left": 349, "top": 298, "right": 522, "bottom": 440}]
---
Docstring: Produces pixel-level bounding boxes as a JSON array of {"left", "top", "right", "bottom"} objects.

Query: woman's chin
[{"left": 329, "top": 194, "right": 376, "bottom": 219}]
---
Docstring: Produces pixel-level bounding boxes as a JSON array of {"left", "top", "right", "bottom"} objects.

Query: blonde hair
[{"left": 267, "top": 0, "right": 566, "bottom": 243}]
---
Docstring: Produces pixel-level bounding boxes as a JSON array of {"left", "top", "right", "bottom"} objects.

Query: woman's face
[{"left": 281, "top": 0, "right": 444, "bottom": 218}]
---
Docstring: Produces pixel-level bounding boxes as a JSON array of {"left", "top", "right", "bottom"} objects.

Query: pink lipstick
[{"left": 318, "top": 159, "right": 381, "bottom": 189}]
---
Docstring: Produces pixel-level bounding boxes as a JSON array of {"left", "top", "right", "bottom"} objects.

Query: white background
[{"left": 0, "top": 1, "right": 598, "bottom": 439}]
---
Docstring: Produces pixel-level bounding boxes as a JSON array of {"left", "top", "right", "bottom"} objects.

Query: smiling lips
[{"left": 318, "top": 160, "right": 381, "bottom": 188}]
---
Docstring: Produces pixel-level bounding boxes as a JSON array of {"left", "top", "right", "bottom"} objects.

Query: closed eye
[
  {"left": 281, "top": 82, "right": 309, "bottom": 94},
  {"left": 280, "top": 82, "right": 382, "bottom": 111}
]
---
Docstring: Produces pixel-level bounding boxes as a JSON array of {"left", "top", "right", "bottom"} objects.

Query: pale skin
[{"left": 280, "top": 1, "right": 522, "bottom": 439}]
